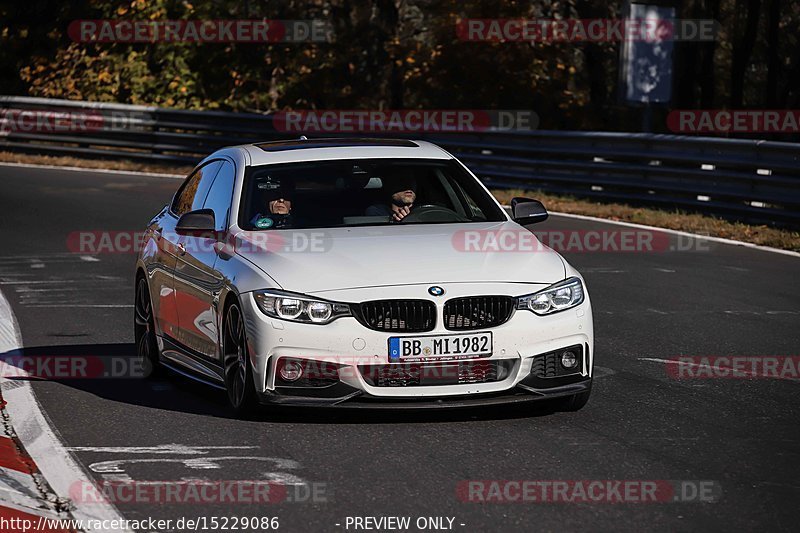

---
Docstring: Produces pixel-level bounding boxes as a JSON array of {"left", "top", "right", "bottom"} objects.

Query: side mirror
[
  {"left": 176, "top": 209, "right": 216, "bottom": 236},
  {"left": 511, "top": 197, "right": 548, "bottom": 225}
]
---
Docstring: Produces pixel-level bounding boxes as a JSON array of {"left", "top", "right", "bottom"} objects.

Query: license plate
[{"left": 388, "top": 332, "right": 492, "bottom": 362}]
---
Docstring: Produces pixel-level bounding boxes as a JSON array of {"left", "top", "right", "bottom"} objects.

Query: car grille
[
  {"left": 360, "top": 360, "right": 514, "bottom": 387},
  {"left": 443, "top": 296, "right": 515, "bottom": 330},
  {"left": 353, "top": 299, "right": 436, "bottom": 332}
]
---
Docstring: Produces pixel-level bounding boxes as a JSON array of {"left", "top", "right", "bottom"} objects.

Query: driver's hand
[{"left": 391, "top": 204, "right": 412, "bottom": 222}]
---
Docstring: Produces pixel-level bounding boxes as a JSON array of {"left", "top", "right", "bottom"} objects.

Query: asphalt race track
[{"left": 1, "top": 164, "right": 798, "bottom": 532}]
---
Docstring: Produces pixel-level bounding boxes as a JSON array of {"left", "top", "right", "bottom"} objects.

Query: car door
[
  {"left": 150, "top": 162, "right": 219, "bottom": 339},
  {"left": 148, "top": 205, "right": 180, "bottom": 340},
  {"left": 173, "top": 160, "right": 234, "bottom": 362},
  {"left": 161, "top": 160, "right": 223, "bottom": 351}
]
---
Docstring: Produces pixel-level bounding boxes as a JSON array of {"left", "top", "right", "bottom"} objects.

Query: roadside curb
[
  {"left": 0, "top": 288, "right": 132, "bottom": 532},
  {"left": 0, "top": 390, "right": 78, "bottom": 531},
  {"left": 0, "top": 502, "right": 77, "bottom": 533}
]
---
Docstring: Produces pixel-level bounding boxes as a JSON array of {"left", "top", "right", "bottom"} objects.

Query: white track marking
[
  {"left": 0, "top": 290, "right": 21, "bottom": 354},
  {"left": 87, "top": 456, "right": 307, "bottom": 486},
  {"left": 89, "top": 456, "right": 301, "bottom": 474},
  {"left": 79, "top": 256, "right": 100, "bottom": 263},
  {"left": 184, "top": 458, "right": 223, "bottom": 469},
  {"left": 0, "top": 288, "right": 134, "bottom": 532},
  {"left": 260, "top": 472, "right": 308, "bottom": 485},
  {"left": 548, "top": 211, "right": 800, "bottom": 258},
  {"left": 640, "top": 357, "right": 689, "bottom": 365},
  {"left": 0, "top": 161, "right": 183, "bottom": 179},
  {"left": 98, "top": 473, "right": 133, "bottom": 483},
  {"left": 68, "top": 445, "right": 257, "bottom": 455}
]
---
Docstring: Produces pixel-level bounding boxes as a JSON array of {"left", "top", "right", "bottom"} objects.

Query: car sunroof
[{"left": 255, "top": 138, "right": 419, "bottom": 152}]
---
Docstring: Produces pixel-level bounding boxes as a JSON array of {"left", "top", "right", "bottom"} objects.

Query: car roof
[{"left": 239, "top": 138, "right": 452, "bottom": 166}]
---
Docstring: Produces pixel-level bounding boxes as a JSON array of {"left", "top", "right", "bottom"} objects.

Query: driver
[
  {"left": 250, "top": 183, "right": 294, "bottom": 229},
  {"left": 365, "top": 174, "right": 417, "bottom": 222}
]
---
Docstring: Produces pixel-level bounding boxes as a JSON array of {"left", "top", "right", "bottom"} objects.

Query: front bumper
[
  {"left": 259, "top": 376, "right": 592, "bottom": 409},
  {"left": 241, "top": 285, "right": 594, "bottom": 408}
]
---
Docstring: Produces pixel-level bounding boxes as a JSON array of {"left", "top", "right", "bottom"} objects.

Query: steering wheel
[{"left": 398, "top": 205, "right": 470, "bottom": 223}]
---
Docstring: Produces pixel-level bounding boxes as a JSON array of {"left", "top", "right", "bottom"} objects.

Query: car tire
[
  {"left": 134, "top": 276, "right": 161, "bottom": 378},
  {"left": 557, "top": 385, "right": 591, "bottom": 412},
  {"left": 223, "top": 301, "right": 258, "bottom": 414}
]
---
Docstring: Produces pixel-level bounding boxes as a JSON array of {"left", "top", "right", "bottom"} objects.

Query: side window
[
  {"left": 171, "top": 161, "right": 223, "bottom": 216},
  {"left": 202, "top": 161, "right": 236, "bottom": 231}
]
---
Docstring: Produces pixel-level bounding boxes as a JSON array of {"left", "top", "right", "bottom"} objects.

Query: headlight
[
  {"left": 254, "top": 290, "right": 351, "bottom": 324},
  {"left": 517, "top": 277, "right": 585, "bottom": 315}
]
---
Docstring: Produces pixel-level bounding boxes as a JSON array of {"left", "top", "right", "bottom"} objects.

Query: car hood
[{"left": 233, "top": 221, "right": 565, "bottom": 293}]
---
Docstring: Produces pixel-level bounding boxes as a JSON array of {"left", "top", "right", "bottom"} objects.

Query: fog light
[
  {"left": 279, "top": 360, "right": 303, "bottom": 382},
  {"left": 561, "top": 351, "right": 578, "bottom": 369}
]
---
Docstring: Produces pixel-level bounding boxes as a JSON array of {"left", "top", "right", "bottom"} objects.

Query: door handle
[{"left": 177, "top": 242, "right": 186, "bottom": 256}]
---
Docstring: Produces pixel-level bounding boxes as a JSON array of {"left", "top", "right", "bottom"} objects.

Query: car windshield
[{"left": 238, "top": 158, "right": 506, "bottom": 230}]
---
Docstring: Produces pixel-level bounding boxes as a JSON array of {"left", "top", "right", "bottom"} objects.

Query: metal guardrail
[{"left": 2, "top": 96, "right": 799, "bottom": 227}]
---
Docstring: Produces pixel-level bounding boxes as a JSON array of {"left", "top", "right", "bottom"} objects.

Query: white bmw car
[{"left": 135, "top": 138, "right": 594, "bottom": 413}]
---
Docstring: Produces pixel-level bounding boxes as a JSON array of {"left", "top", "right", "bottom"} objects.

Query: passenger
[{"left": 365, "top": 174, "right": 417, "bottom": 222}]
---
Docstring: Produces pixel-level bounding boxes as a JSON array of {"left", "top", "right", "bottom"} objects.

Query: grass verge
[{"left": 491, "top": 189, "right": 800, "bottom": 252}]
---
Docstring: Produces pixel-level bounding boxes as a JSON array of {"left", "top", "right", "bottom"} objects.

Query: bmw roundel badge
[{"left": 428, "top": 286, "right": 445, "bottom": 296}]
